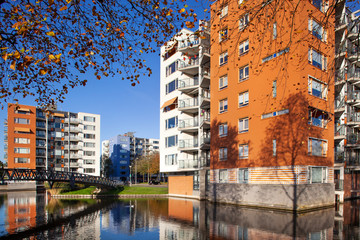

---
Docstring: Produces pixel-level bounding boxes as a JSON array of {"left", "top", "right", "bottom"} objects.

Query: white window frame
[
  {"left": 219, "top": 99, "right": 228, "bottom": 113},
  {"left": 220, "top": 5, "right": 228, "bottom": 18},
  {"left": 239, "top": 144, "right": 249, "bottom": 159},
  {"left": 165, "top": 154, "right": 177, "bottom": 165},
  {"left": 308, "top": 48, "right": 327, "bottom": 71},
  {"left": 14, "top": 138, "right": 30, "bottom": 144},
  {"left": 219, "top": 75, "right": 228, "bottom": 90},
  {"left": 219, "top": 147, "right": 228, "bottom": 161},
  {"left": 219, "top": 169, "right": 228, "bottom": 183},
  {"left": 308, "top": 76, "right": 327, "bottom": 100},
  {"left": 14, "top": 147, "right": 30, "bottom": 154},
  {"left": 239, "top": 39, "right": 249, "bottom": 55},
  {"left": 238, "top": 168, "right": 248, "bottom": 183},
  {"left": 219, "top": 52, "right": 228, "bottom": 66},
  {"left": 308, "top": 18, "right": 327, "bottom": 42},
  {"left": 165, "top": 135, "right": 178, "bottom": 148},
  {"left": 309, "top": 166, "right": 327, "bottom": 183},
  {"left": 308, "top": 137, "right": 327, "bottom": 157},
  {"left": 165, "top": 116, "right": 178, "bottom": 130},
  {"left": 14, "top": 157, "right": 30, "bottom": 164},
  {"left": 239, "top": 91, "right": 249, "bottom": 107},
  {"left": 273, "top": 22, "right": 277, "bottom": 39},
  {"left": 219, "top": 123, "right": 228, "bottom": 137},
  {"left": 239, "top": 65, "right": 249, "bottom": 82},
  {"left": 239, "top": 14, "right": 249, "bottom": 30},
  {"left": 239, "top": 118, "right": 249, "bottom": 133},
  {"left": 14, "top": 118, "right": 30, "bottom": 124}
]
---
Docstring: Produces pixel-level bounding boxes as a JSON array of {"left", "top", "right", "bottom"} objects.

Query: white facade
[{"left": 160, "top": 23, "right": 211, "bottom": 175}]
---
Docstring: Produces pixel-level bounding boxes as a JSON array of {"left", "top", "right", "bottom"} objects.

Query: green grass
[
  {"left": 62, "top": 186, "right": 97, "bottom": 195},
  {"left": 104, "top": 186, "right": 168, "bottom": 195}
]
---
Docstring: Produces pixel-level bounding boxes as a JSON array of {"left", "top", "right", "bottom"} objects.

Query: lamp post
[{"left": 129, "top": 165, "right": 132, "bottom": 186}]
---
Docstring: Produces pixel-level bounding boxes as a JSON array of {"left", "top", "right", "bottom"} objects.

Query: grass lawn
[
  {"left": 104, "top": 186, "right": 168, "bottom": 195},
  {"left": 62, "top": 186, "right": 97, "bottom": 195}
]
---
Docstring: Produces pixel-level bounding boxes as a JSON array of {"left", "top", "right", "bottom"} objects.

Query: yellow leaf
[
  {"left": 204, "top": 9, "right": 208, "bottom": 12},
  {"left": 40, "top": 69, "right": 48, "bottom": 75},
  {"left": 0, "top": 47, "right": 8, "bottom": 50},
  {"left": 35, "top": 59, "right": 41, "bottom": 65},
  {"left": 14, "top": 51, "right": 20, "bottom": 59},
  {"left": 55, "top": 53, "right": 62, "bottom": 59},
  {"left": 59, "top": 6, "right": 68, "bottom": 11},
  {"left": 46, "top": 31, "right": 55, "bottom": 37},
  {"left": 10, "top": 60, "right": 16, "bottom": 70},
  {"left": 49, "top": 54, "right": 55, "bottom": 60},
  {"left": 184, "top": 4, "right": 188, "bottom": 7},
  {"left": 180, "top": 8, "right": 185, "bottom": 13},
  {"left": 119, "top": 20, "right": 127, "bottom": 24},
  {"left": 2, "top": 54, "right": 8, "bottom": 61},
  {"left": 66, "top": 0, "right": 72, "bottom": 3},
  {"left": 140, "top": 50, "right": 143, "bottom": 53}
]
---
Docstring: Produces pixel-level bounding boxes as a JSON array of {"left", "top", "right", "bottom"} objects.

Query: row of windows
[
  {"left": 219, "top": 92, "right": 249, "bottom": 114},
  {"left": 14, "top": 118, "right": 30, "bottom": 124},
  {"left": 218, "top": 137, "right": 327, "bottom": 161},
  {"left": 165, "top": 116, "right": 178, "bottom": 130},
  {"left": 165, "top": 135, "right": 178, "bottom": 148},
  {"left": 218, "top": 166, "right": 328, "bottom": 184}
]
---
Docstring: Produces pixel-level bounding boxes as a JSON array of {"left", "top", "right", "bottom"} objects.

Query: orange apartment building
[{"left": 208, "top": 0, "right": 335, "bottom": 210}]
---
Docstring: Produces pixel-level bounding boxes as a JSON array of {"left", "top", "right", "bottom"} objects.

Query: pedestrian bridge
[{"left": 0, "top": 168, "right": 117, "bottom": 189}]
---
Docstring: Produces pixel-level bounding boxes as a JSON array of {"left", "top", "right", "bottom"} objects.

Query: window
[
  {"left": 219, "top": 27, "right": 228, "bottom": 42},
  {"left": 165, "top": 135, "right": 178, "bottom": 148},
  {"left": 84, "top": 151, "right": 95, "bottom": 156},
  {"left": 309, "top": 108, "right": 329, "bottom": 128},
  {"left": 84, "top": 116, "right": 95, "bottom": 122},
  {"left": 272, "top": 80, "right": 277, "bottom": 98},
  {"left": 308, "top": 76, "right": 327, "bottom": 99},
  {"left": 165, "top": 154, "right": 177, "bottom": 165},
  {"left": 219, "top": 148, "right": 227, "bottom": 160},
  {"left": 219, "top": 123, "right": 228, "bottom": 137},
  {"left": 165, "top": 116, "right": 178, "bottom": 130},
  {"left": 84, "top": 168, "right": 95, "bottom": 173},
  {"left": 14, "top": 158, "right": 29, "bottom": 164},
  {"left": 312, "top": 0, "right": 328, "bottom": 13},
  {"left": 166, "top": 79, "right": 178, "bottom": 94},
  {"left": 14, "top": 118, "right": 30, "bottom": 124},
  {"left": 84, "top": 134, "right": 95, "bottom": 139},
  {"left": 308, "top": 19, "right": 327, "bottom": 41},
  {"left": 84, "top": 125, "right": 95, "bottom": 131},
  {"left": 273, "top": 22, "right": 277, "bottom": 39},
  {"left": 239, "top": 91, "right": 249, "bottom": 107},
  {"left": 239, "top": 14, "right": 249, "bottom": 30},
  {"left": 239, "top": 144, "right": 249, "bottom": 159},
  {"left": 193, "top": 171, "right": 199, "bottom": 190},
  {"left": 166, "top": 61, "right": 178, "bottom": 77},
  {"left": 219, "top": 75, "right": 228, "bottom": 89},
  {"left": 84, "top": 159, "right": 95, "bottom": 164},
  {"left": 84, "top": 142, "right": 95, "bottom": 148},
  {"left": 239, "top": 118, "right": 249, "bottom": 133},
  {"left": 219, "top": 99, "right": 228, "bottom": 113},
  {"left": 239, "top": 65, "right": 249, "bottom": 81},
  {"left": 14, "top": 138, "right": 30, "bottom": 144},
  {"left": 220, "top": 5, "right": 228, "bottom": 18},
  {"left": 15, "top": 109, "right": 30, "bottom": 115},
  {"left": 219, "top": 169, "right": 228, "bottom": 183},
  {"left": 14, "top": 148, "right": 30, "bottom": 154},
  {"left": 308, "top": 48, "right": 327, "bottom": 70},
  {"left": 273, "top": 139, "right": 276, "bottom": 156},
  {"left": 55, "top": 150, "right": 63, "bottom": 156},
  {"left": 308, "top": 138, "right": 327, "bottom": 157},
  {"left": 309, "top": 167, "right": 327, "bottom": 183},
  {"left": 36, "top": 130, "right": 45, "bottom": 137},
  {"left": 261, "top": 109, "right": 289, "bottom": 119},
  {"left": 239, "top": 39, "right": 249, "bottom": 55},
  {"left": 219, "top": 52, "right": 228, "bottom": 65},
  {"left": 238, "top": 169, "right": 248, "bottom": 183}
]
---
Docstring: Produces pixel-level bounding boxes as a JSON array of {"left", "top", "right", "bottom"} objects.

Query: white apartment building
[{"left": 160, "top": 22, "right": 210, "bottom": 198}]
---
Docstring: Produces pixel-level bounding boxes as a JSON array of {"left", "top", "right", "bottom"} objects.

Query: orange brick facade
[
  {"left": 210, "top": 0, "right": 335, "bottom": 183},
  {"left": 168, "top": 176, "right": 194, "bottom": 196}
]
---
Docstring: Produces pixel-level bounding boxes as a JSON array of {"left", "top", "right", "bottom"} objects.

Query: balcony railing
[
  {"left": 335, "top": 179, "right": 344, "bottom": 191},
  {"left": 70, "top": 154, "right": 83, "bottom": 159},
  {"left": 64, "top": 127, "right": 82, "bottom": 132},
  {"left": 178, "top": 159, "right": 199, "bottom": 169},
  {"left": 335, "top": 70, "right": 345, "bottom": 82},
  {"left": 200, "top": 136, "right": 211, "bottom": 145},
  {"left": 348, "top": 91, "right": 360, "bottom": 101},
  {"left": 178, "top": 39, "right": 200, "bottom": 49},
  {"left": 178, "top": 97, "right": 199, "bottom": 108},
  {"left": 348, "top": 113, "right": 360, "bottom": 123},
  {"left": 179, "top": 118, "right": 199, "bottom": 128},
  {"left": 348, "top": 156, "right": 360, "bottom": 166},
  {"left": 179, "top": 139, "right": 198, "bottom": 149},
  {"left": 178, "top": 77, "right": 199, "bottom": 89},
  {"left": 200, "top": 157, "right": 210, "bottom": 167},
  {"left": 36, "top": 122, "right": 46, "bottom": 128},
  {"left": 64, "top": 136, "right": 83, "bottom": 141},
  {"left": 179, "top": 58, "right": 199, "bottom": 69},
  {"left": 347, "top": 133, "right": 360, "bottom": 144},
  {"left": 335, "top": 151, "right": 345, "bottom": 163},
  {"left": 64, "top": 118, "right": 82, "bottom": 124},
  {"left": 200, "top": 113, "right": 210, "bottom": 124},
  {"left": 348, "top": 68, "right": 360, "bottom": 79},
  {"left": 335, "top": 125, "right": 346, "bottom": 136},
  {"left": 335, "top": 97, "right": 345, "bottom": 110},
  {"left": 67, "top": 145, "right": 82, "bottom": 150}
]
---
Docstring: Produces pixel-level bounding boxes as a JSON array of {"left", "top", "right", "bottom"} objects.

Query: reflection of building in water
[
  {"left": 6, "top": 191, "right": 37, "bottom": 234},
  {"left": 334, "top": 200, "right": 360, "bottom": 239}
]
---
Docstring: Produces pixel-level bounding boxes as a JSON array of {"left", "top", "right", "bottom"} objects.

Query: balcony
[
  {"left": 67, "top": 145, "right": 82, "bottom": 150},
  {"left": 178, "top": 77, "right": 199, "bottom": 93},
  {"left": 64, "top": 136, "right": 83, "bottom": 141},
  {"left": 348, "top": 24, "right": 359, "bottom": 42},
  {"left": 200, "top": 90, "right": 210, "bottom": 109},
  {"left": 36, "top": 152, "right": 46, "bottom": 157},
  {"left": 347, "top": 113, "right": 360, "bottom": 125},
  {"left": 178, "top": 38, "right": 200, "bottom": 54},
  {"left": 36, "top": 114, "right": 46, "bottom": 120},
  {"left": 335, "top": 179, "right": 344, "bottom": 191},
  {"left": 347, "top": 156, "right": 360, "bottom": 166},
  {"left": 178, "top": 58, "right": 199, "bottom": 75},
  {"left": 348, "top": 49, "right": 360, "bottom": 65},
  {"left": 348, "top": 68, "right": 360, "bottom": 82},
  {"left": 335, "top": 151, "right": 345, "bottom": 163},
  {"left": 64, "top": 118, "right": 82, "bottom": 124},
  {"left": 36, "top": 122, "right": 46, "bottom": 129},
  {"left": 64, "top": 127, "right": 82, "bottom": 133},
  {"left": 179, "top": 139, "right": 199, "bottom": 152},
  {"left": 178, "top": 159, "right": 199, "bottom": 169},
  {"left": 178, "top": 97, "right": 199, "bottom": 113},
  {"left": 200, "top": 113, "right": 210, "bottom": 129},
  {"left": 200, "top": 68, "right": 210, "bottom": 88},
  {"left": 199, "top": 156, "right": 210, "bottom": 168},
  {"left": 200, "top": 135, "right": 210, "bottom": 149},
  {"left": 335, "top": 97, "right": 345, "bottom": 114},
  {"left": 65, "top": 162, "right": 82, "bottom": 168},
  {"left": 178, "top": 118, "right": 199, "bottom": 133},
  {"left": 36, "top": 134, "right": 46, "bottom": 139},
  {"left": 36, "top": 142, "right": 46, "bottom": 148},
  {"left": 335, "top": 125, "right": 346, "bottom": 140},
  {"left": 335, "top": 15, "right": 349, "bottom": 30},
  {"left": 347, "top": 133, "right": 360, "bottom": 146},
  {"left": 69, "top": 154, "right": 82, "bottom": 159}
]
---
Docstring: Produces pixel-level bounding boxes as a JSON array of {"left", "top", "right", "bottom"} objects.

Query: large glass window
[
  {"left": 165, "top": 135, "right": 178, "bottom": 148},
  {"left": 84, "top": 116, "right": 95, "bottom": 122},
  {"left": 308, "top": 48, "right": 327, "bottom": 70},
  {"left": 84, "top": 142, "right": 95, "bottom": 148},
  {"left": 219, "top": 75, "right": 228, "bottom": 90},
  {"left": 165, "top": 154, "right": 177, "bottom": 165},
  {"left": 166, "top": 79, "right": 178, "bottom": 94},
  {"left": 239, "top": 144, "right": 249, "bottom": 159},
  {"left": 84, "top": 125, "right": 96, "bottom": 130},
  {"left": 84, "top": 134, "right": 95, "bottom": 139},
  {"left": 14, "top": 118, "right": 30, "bottom": 124},
  {"left": 309, "top": 18, "right": 326, "bottom": 41},
  {"left": 166, "top": 61, "right": 178, "bottom": 77},
  {"left": 165, "top": 116, "right": 178, "bottom": 130},
  {"left": 14, "top": 158, "right": 29, "bottom": 164},
  {"left": 219, "top": 123, "right": 228, "bottom": 137},
  {"left": 308, "top": 76, "right": 327, "bottom": 99},
  {"left": 220, "top": 5, "right": 228, "bottom": 18},
  {"left": 238, "top": 169, "right": 248, "bottom": 183},
  {"left": 239, "top": 39, "right": 249, "bottom": 55},
  {"left": 309, "top": 107, "right": 329, "bottom": 128},
  {"left": 14, "top": 138, "right": 30, "bottom": 144},
  {"left": 308, "top": 138, "right": 327, "bottom": 156},
  {"left": 239, "top": 14, "right": 249, "bottom": 30},
  {"left": 310, "top": 167, "right": 327, "bottom": 183}
]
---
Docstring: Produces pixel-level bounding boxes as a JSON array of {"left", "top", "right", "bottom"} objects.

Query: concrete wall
[{"left": 207, "top": 183, "right": 334, "bottom": 211}]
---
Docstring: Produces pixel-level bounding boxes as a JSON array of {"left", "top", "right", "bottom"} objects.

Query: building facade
[
  {"left": 5, "top": 103, "right": 101, "bottom": 176},
  {"left": 208, "top": 0, "right": 335, "bottom": 210},
  {"left": 105, "top": 132, "right": 159, "bottom": 181},
  {"left": 334, "top": 4, "right": 360, "bottom": 202},
  {"left": 160, "top": 22, "right": 211, "bottom": 199}
]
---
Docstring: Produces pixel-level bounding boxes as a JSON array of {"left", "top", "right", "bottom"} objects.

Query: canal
[{"left": 0, "top": 191, "right": 357, "bottom": 239}]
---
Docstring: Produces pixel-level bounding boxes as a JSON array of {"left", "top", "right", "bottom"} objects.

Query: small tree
[
  {"left": 136, "top": 153, "right": 159, "bottom": 182},
  {"left": 101, "top": 155, "right": 113, "bottom": 178}
]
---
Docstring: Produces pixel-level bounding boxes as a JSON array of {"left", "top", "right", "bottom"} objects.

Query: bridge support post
[
  {"left": 48, "top": 181, "right": 54, "bottom": 189},
  {"left": 70, "top": 173, "right": 75, "bottom": 190}
]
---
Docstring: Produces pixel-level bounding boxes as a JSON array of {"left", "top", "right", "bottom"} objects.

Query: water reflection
[{"left": 0, "top": 192, "right": 360, "bottom": 239}]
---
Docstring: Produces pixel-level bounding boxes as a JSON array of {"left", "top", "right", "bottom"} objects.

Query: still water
[{"left": 0, "top": 191, "right": 357, "bottom": 239}]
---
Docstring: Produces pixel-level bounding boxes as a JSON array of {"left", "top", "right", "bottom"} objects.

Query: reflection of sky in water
[
  {"left": 100, "top": 228, "right": 159, "bottom": 240},
  {"left": 0, "top": 200, "right": 7, "bottom": 236}
]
